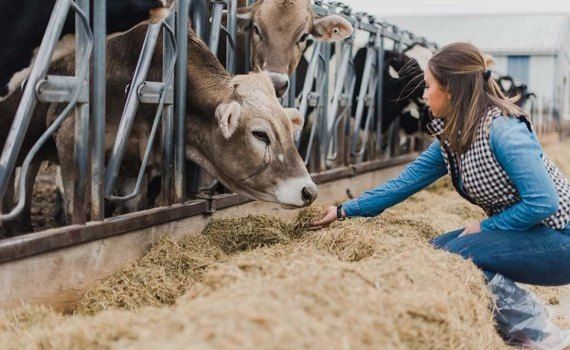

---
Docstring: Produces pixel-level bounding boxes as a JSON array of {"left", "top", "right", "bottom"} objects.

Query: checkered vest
[{"left": 427, "top": 107, "right": 570, "bottom": 230}]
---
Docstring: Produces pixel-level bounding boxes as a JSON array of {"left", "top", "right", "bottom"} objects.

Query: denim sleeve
[
  {"left": 342, "top": 139, "right": 448, "bottom": 217},
  {"left": 480, "top": 116, "right": 559, "bottom": 231}
]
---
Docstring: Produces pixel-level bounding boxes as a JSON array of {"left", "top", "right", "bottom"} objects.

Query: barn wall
[{"left": 529, "top": 56, "right": 556, "bottom": 103}]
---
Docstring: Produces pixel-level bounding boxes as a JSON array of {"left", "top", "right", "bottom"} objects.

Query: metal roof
[{"left": 382, "top": 13, "right": 570, "bottom": 56}]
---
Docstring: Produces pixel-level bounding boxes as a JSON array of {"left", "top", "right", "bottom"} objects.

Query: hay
[
  {"left": 0, "top": 137, "right": 567, "bottom": 349},
  {"left": 204, "top": 206, "right": 325, "bottom": 254},
  {"left": 75, "top": 207, "right": 324, "bottom": 315},
  {"left": 0, "top": 223, "right": 507, "bottom": 350},
  {"left": 75, "top": 234, "right": 226, "bottom": 315}
]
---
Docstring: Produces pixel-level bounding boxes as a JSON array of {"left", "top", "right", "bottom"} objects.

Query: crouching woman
[{"left": 311, "top": 42, "right": 570, "bottom": 349}]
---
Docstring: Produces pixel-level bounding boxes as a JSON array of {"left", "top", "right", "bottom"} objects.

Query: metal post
[
  {"left": 296, "top": 41, "right": 321, "bottom": 149},
  {"left": 326, "top": 41, "right": 352, "bottom": 163},
  {"left": 317, "top": 43, "right": 330, "bottom": 171},
  {"left": 73, "top": 0, "right": 90, "bottom": 224},
  {"left": 375, "top": 34, "right": 386, "bottom": 159},
  {"left": 161, "top": 14, "right": 175, "bottom": 206},
  {"left": 0, "top": 0, "right": 72, "bottom": 201},
  {"left": 243, "top": 0, "right": 255, "bottom": 73},
  {"left": 190, "top": 0, "right": 209, "bottom": 41},
  {"left": 226, "top": 0, "right": 237, "bottom": 74},
  {"left": 287, "top": 72, "right": 297, "bottom": 108},
  {"left": 174, "top": 0, "right": 189, "bottom": 203},
  {"left": 351, "top": 45, "right": 375, "bottom": 157},
  {"left": 104, "top": 23, "right": 162, "bottom": 197},
  {"left": 91, "top": 0, "right": 106, "bottom": 221},
  {"left": 209, "top": 1, "right": 224, "bottom": 55}
]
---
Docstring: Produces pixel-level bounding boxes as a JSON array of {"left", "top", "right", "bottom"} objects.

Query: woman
[{"left": 311, "top": 42, "right": 570, "bottom": 349}]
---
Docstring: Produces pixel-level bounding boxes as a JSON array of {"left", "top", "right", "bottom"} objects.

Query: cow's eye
[
  {"left": 298, "top": 33, "right": 309, "bottom": 43},
  {"left": 253, "top": 24, "right": 261, "bottom": 38},
  {"left": 252, "top": 130, "right": 270, "bottom": 145}
]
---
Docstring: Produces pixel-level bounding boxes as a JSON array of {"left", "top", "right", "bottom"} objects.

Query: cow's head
[
  {"left": 186, "top": 72, "right": 317, "bottom": 208},
  {"left": 237, "top": 0, "right": 353, "bottom": 97},
  {"left": 147, "top": 0, "right": 176, "bottom": 23}
]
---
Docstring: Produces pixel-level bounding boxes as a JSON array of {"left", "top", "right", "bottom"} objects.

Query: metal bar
[
  {"left": 190, "top": 0, "right": 209, "bottom": 41},
  {"left": 161, "top": 14, "right": 176, "bottom": 206},
  {"left": 72, "top": 0, "right": 91, "bottom": 225},
  {"left": 0, "top": 200, "right": 210, "bottom": 263},
  {"left": 350, "top": 44, "right": 375, "bottom": 156},
  {"left": 106, "top": 22, "right": 177, "bottom": 202},
  {"left": 297, "top": 42, "right": 324, "bottom": 165},
  {"left": 326, "top": 42, "right": 352, "bottom": 160},
  {"left": 35, "top": 76, "right": 89, "bottom": 103},
  {"left": 104, "top": 23, "right": 162, "bottom": 198},
  {"left": 91, "top": 0, "right": 106, "bottom": 221},
  {"left": 296, "top": 41, "right": 322, "bottom": 148},
  {"left": 0, "top": 0, "right": 72, "bottom": 202},
  {"left": 138, "top": 82, "right": 174, "bottom": 104},
  {"left": 174, "top": 0, "right": 189, "bottom": 203},
  {"left": 226, "top": 0, "right": 238, "bottom": 74},
  {"left": 375, "top": 35, "right": 385, "bottom": 159},
  {"left": 353, "top": 75, "right": 379, "bottom": 161},
  {"left": 317, "top": 43, "right": 330, "bottom": 170},
  {"left": 243, "top": 0, "right": 255, "bottom": 73},
  {"left": 0, "top": 0, "right": 93, "bottom": 222},
  {"left": 208, "top": 1, "right": 224, "bottom": 55},
  {"left": 288, "top": 71, "right": 297, "bottom": 108}
]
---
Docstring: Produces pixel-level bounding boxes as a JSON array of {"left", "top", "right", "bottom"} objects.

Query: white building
[{"left": 383, "top": 13, "right": 570, "bottom": 121}]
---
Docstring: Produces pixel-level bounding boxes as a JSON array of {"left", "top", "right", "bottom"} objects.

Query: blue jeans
[{"left": 431, "top": 225, "right": 570, "bottom": 286}]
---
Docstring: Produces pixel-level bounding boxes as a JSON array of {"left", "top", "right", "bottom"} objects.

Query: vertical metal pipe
[
  {"left": 0, "top": 0, "right": 71, "bottom": 201},
  {"left": 375, "top": 35, "right": 385, "bottom": 159},
  {"left": 174, "top": 0, "right": 189, "bottom": 203},
  {"left": 226, "top": 0, "right": 237, "bottom": 74},
  {"left": 104, "top": 23, "right": 162, "bottom": 197},
  {"left": 243, "top": 0, "right": 255, "bottom": 73},
  {"left": 91, "top": 0, "right": 106, "bottom": 220},
  {"left": 287, "top": 72, "right": 297, "bottom": 108},
  {"left": 73, "top": 0, "right": 90, "bottom": 224},
  {"left": 298, "top": 42, "right": 322, "bottom": 156},
  {"left": 317, "top": 43, "right": 330, "bottom": 170},
  {"left": 325, "top": 42, "right": 351, "bottom": 161},
  {"left": 209, "top": 2, "right": 224, "bottom": 55},
  {"left": 350, "top": 45, "right": 375, "bottom": 155},
  {"left": 161, "top": 14, "right": 175, "bottom": 206},
  {"left": 190, "top": 0, "right": 208, "bottom": 41}
]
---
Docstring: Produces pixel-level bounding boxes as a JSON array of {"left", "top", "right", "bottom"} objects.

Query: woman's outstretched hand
[{"left": 310, "top": 205, "right": 341, "bottom": 230}]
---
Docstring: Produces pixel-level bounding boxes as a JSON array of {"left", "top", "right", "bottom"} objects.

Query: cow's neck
[{"left": 186, "top": 29, "right": 232, "bottom": 117}]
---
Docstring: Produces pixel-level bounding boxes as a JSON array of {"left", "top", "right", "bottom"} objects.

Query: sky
[{"left": 341, "top": 0, "right": 570, "bottom": 17}]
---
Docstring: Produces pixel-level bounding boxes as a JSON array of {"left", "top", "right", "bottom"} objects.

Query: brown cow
[
  {"left": 234, "top": 0, "right": 353, "bottom": 96},
  {"left": 47, "top": 24, "right": 316, "bottom": 221}
]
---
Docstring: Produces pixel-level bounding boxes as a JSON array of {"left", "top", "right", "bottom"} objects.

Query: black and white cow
[
  {"left": 496, "top": 75, "right": 535, "bottom": 109},
  {"left": 294, "top": 37, "right": 434, "bottom": 163},
  {"left": 0, "top": 0, "right": 174, "bottom": 102}
]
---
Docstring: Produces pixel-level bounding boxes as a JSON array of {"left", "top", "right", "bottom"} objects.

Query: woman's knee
[{"left": 430, "top": 228, "right": 464, "bottom": 249}]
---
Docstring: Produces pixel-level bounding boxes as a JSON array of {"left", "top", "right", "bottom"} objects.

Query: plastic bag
[{"left": 488, "top": 274, "right": 570, "bottom": 350}]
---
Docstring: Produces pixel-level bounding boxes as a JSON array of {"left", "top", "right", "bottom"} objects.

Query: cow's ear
[
  {"left": 285, "top": 108, "right": 304, "bottom": 132},
  {"left": 223, "top": 7, "right": 253, "bottom": 32},
  {"left": 311, "top": 14, "right": 353, "bottom": 42},
  {"left": 215, "top": 101, "right": 242, "bottom": 139}
]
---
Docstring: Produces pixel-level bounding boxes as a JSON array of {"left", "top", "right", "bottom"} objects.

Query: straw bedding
[{"left": 0, "top": 136, "right": 567, "bottom": 349}]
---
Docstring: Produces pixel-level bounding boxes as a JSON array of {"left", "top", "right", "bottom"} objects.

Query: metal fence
[{"left": 0, "top": 0, "right": 436, "bottom": 244}]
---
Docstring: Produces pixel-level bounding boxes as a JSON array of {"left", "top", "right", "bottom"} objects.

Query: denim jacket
[{"left": 342, "top": 116, "right": 566, "bottom": 231}]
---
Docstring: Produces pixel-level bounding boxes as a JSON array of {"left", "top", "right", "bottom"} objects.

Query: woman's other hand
[
  {"left": 310, "top": 205, "right": 341, "bottom": 229},
  {"left": 459, "top": 221, "right": 481, "bottom": 237}
]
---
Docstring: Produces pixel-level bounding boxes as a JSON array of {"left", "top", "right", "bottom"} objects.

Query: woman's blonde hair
[{"left": 428, "top": 42, "right": 526, "bottom": 153}]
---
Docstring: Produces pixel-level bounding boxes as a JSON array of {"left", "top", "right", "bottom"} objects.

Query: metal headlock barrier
[{"left": 0, "top": 0, "right": 436, "bottom": 263}]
